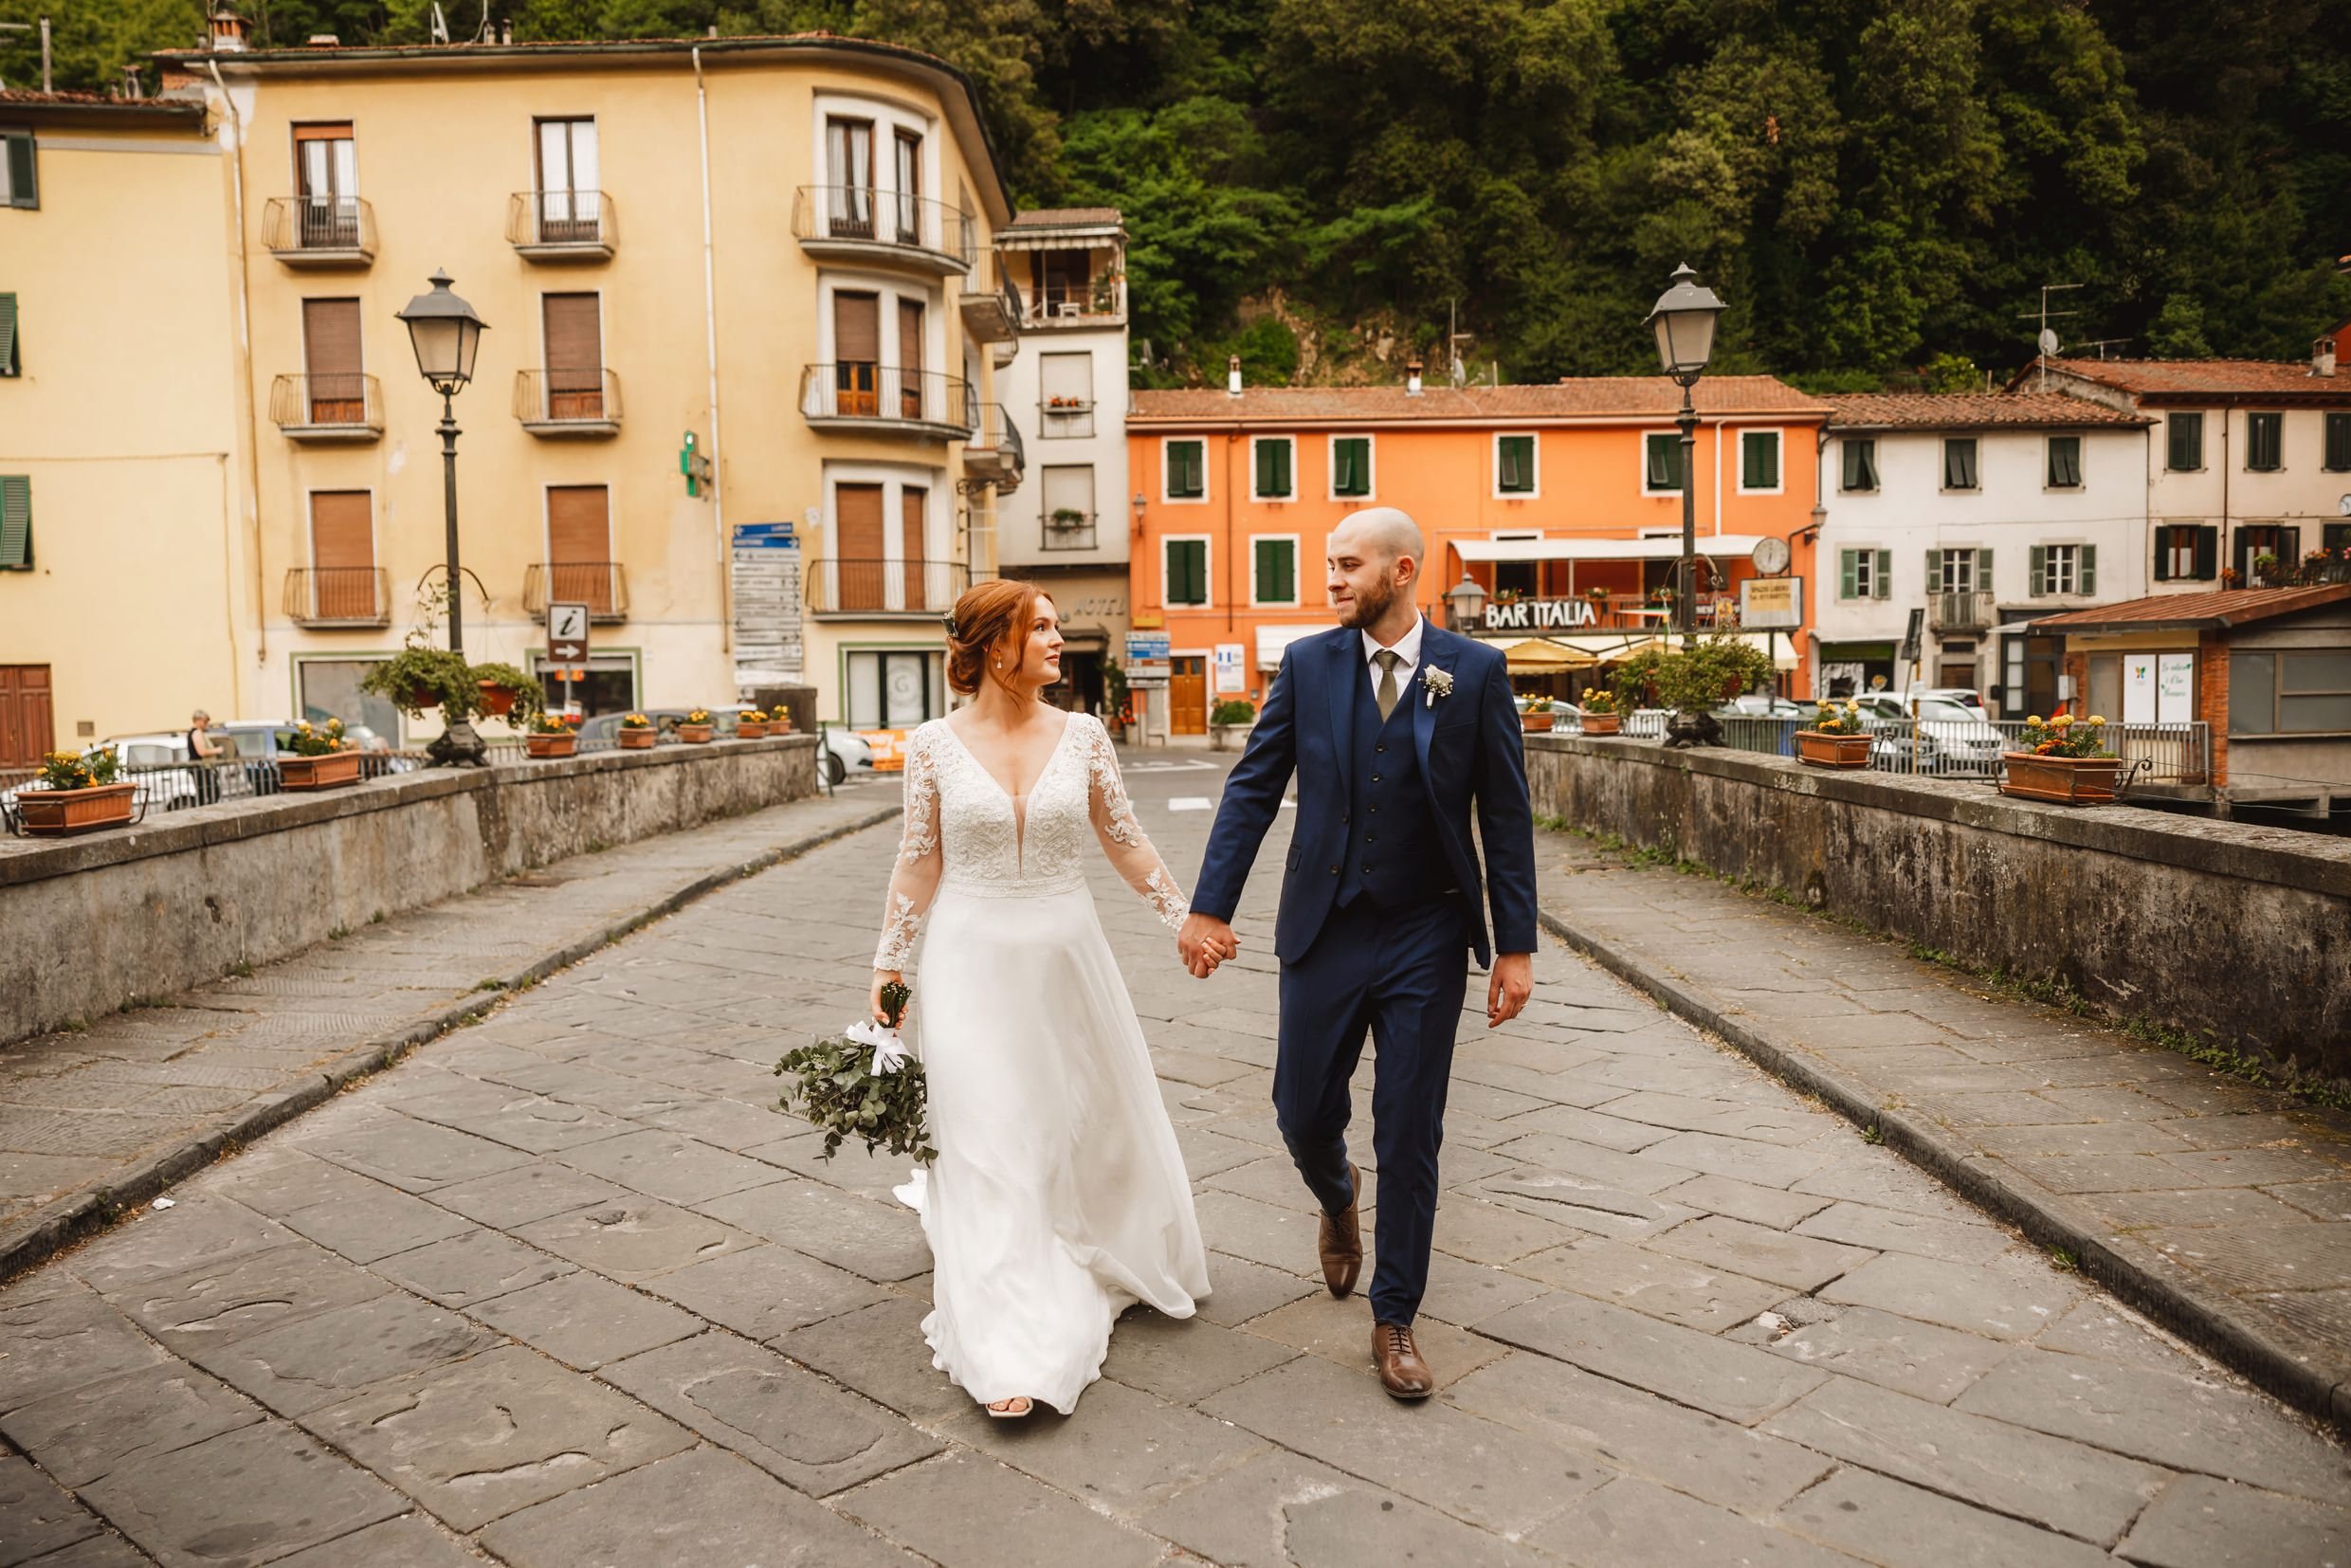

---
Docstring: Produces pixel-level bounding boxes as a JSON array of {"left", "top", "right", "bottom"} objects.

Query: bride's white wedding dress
[{"left": 873, "top": 711, "right": 1210, "bottom": 1413}]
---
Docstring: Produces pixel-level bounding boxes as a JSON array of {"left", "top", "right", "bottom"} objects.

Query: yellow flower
[
  {"left": 2026, "top": 716, "right": 2043, "bottom": 726},
  {"left": 2087, "top": 715, "right": 2106, "bottom": 725},
  {"left": 2051, "top": 714, "right": 2074, "bottom": 727}
]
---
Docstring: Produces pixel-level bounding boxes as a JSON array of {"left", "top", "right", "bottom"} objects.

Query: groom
[{"left": 1180, "top": 507, "right": 1537, "bottom": 1399}]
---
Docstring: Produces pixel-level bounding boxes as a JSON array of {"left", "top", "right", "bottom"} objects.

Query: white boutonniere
[{"left": 1422, "top": 665, "right": 1454, "bottom": 708}]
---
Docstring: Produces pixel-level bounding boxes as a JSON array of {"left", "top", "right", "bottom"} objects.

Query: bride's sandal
[{"left": 985, "top": 1396, "right": 1034, "bottom": 1419}]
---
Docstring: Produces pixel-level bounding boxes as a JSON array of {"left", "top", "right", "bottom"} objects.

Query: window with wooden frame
[
  {"left": 2325, "top": 412, "right": 2351, "bottom": 473},
  {"left": 2154, "top": 524, "right": 2218, "bottom": 582},
  {"left": 832, "top": 291, "right": 880, "bottom": 415},
  {"left": 893, "top": 129, "right": 922, "bottom": 246},
  {"left": 301, "top": 298, "right": 366, "bottom": 425},
  {"left": 2246, "top": 411, "right": 2284, "bottom": 472},
  {"left": 1251, "top": 437, "right": 1293, "bottom": 501},
  {"left": 897, "top": 298, "right": 925, "bottom": 419},
  {"left": 1496, "top": 434, "right": 1537, "bottom": 495},
  {"left": 1840, "top": 438, "right": 1878, "bottom": 492},
  {"left": 1164, "top": 439, "right": 1206, "bottom": 501},
  {"left": 292, "top": 123, "right": 358, "bottom": 246},
  {"left": 825, "top": 117, "right": 874, "bottom": 236},
  {"left": 1039, "top": 352, "right": 1093, "bottom": 437},
  {"left": 1839, "top": 548, "right": 1890, "bottom": 601},
  {"left": 532, "top": 118, "right": 600, "bottom": 241},
  {"left": 1252, "top": 538, "right": 1299, "bottom": 606},
  {"left": 902, "top": 485, "right": 930, "bottom": 611},
  {"left": 540, "top": 293, "right": 604, "bottom": 420},
  {"left": 1942, "top": 437, "right": 1979, "bottom": 490},
  {"left": 0, "top": 292, "right": 17, "bottom": 377},
  {"left": 307, "top": 491, "right": 377, "bottom": 620},
  {"left": 2046, "top": 435, "right": 2083, "bottom": 488},
  {"left": 1165, "top": 538, "right": 1210, "bottom": 606},
  {"left": 1931, "top": 547, "right": 1987, "bottom": 593},
  {"left": 0, "top": 475, "right": 28, "bottom": 570},
  {"left": 545, "top": 484, "right": 615, "bottom": 614},
  {"left": 1331, "top": 436, "right": 1373, "bottom": 499},
  {"left": 1739, "top": 429, "right": 1781, "bottom": 491},
  {"left": 2030, "top": 542, "right": 2095, "bottom": 597},
  {"left": 1643, "top": 432, "right": 1683, "bottom": 492},
  {"left": 2167, "top": 412, "right": 2205, "bottom": 471},
  {"left": 0, "top": 129, "right": 35, "bottom": 210}
]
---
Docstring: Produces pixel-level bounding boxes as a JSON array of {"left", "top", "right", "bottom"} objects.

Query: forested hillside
[{"left": 12, "top": 0, "right": 2347, "bottom": 388}]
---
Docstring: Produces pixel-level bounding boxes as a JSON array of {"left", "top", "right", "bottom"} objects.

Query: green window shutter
[
  {"left": 2029, "top": 544, "right": 2047, "bottom": 597},
  {"left": 1499, "top": 435, "right": 1534, "bottom": 493},
  {"left": 2079, "top": 544, "right": 2097, "bottom": 596},
  {"left": 1742, "top": 431, "right": 1778, "bottom": 489},
  {"left": 2169, "top": 413, "right": 2202, "bottom": 471},
  {"left": 2049, "top": 436, "right": 2082, "bottom": 487},
  {"left": 1838, "top": 551, "right": 1858, "bottom": 600},
  {"left": 2195, "top": 526, "right": 2217, "bottom": 580},
  {"left": 1841, "top": 441, "right": 1862, "bottom": 490},
  {"left": 2327, "top": 413, "right": 2351, "bottom": 472},
  {"left": 0, "top": 475, "right": 28, "bottom": 569},
  {"left": 1874, "top": 549, "right": 1892, "bottom": 600},
  {"left": 4, "top": 133, "right": 35, "bottom": 210},
  {"left": 0, "top": 293, "right": 15, "bottom": 377},
  {"left": 1925, "top": 549, "right": 1941, "bottom": 589},
  {"left": 1168, "top": 539, "right": 1206, "bottom": 604},
  {"left": 1334, "top": 438, "right": 1369, "bottom": 496},
  {"left": 1168, "top": 441, "right": 1203, "bottom": 498},
  {"left": 1273, "top": 441, "right": 1291, "bottom": 496},
  {"left": 1646, "top": 433, "right": 1681, "bottom": 490},
  {"left": 2249, "top": 413, "right": 2283, "bottom": 471},
  {"left": 1254, "top": 539, "right": 1294, "bottom": 603},
  {"left": 2153, "top": 527, "right": 2172, "bottom": 582},
  {"left": 1977, "top": 547, "right": 1992, "bottom": 589},
  {"left": 1252, "top": 440, "right": 1290, "bottom": 497}
]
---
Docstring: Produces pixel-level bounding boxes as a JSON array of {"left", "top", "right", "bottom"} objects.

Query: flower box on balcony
[
  {"left": 679, "top": 724, "right": 714, "bottom": 744},
  {"left": 1999, "top": 753, "right": 2121, "bottom": 806},
  {"left": 16, "top": 783, "right": 137, "bottom": 836},
  {"left": 527, "top": 733, "right": 578, "bottom": 759},
  {"left": 280, "top": 752, "right": 363, "bottom": 792},
  {"left": 736, "top": 720, "right": 768, "bottom": 739},
  {"left": 1795, "top": 731, "right": 1873, "bottom": 769}
]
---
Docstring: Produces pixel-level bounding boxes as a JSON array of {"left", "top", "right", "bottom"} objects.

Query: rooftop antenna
[
  {"left": 2016, "top": 283, "right": 2082, "bottom": 392},
  {"left": 2075, "top": 337, "right": 2131, "bottom": 360},
  {"left": 1448, "top": 299, "right": 1469, "bottom": 388},
  {"left": 429, "top": 3, "right": 448, "bottom": 42}
]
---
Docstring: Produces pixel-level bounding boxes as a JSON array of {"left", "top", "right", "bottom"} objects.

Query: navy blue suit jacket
[{"left": 1192, "top": 621, "right": 1540, "bottom": 968}]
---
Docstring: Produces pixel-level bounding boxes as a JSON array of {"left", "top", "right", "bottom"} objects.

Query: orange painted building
[{"left": 1125, "top": 377, "right": 1832, "bottom": 734}]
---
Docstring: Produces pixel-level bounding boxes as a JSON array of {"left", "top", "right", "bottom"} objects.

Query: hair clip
[{"left": 940, "top": 612, "right": 959, "bottom": 638}]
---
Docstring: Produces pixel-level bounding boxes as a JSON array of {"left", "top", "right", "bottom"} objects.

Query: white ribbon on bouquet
[{"left": 845, "top": 1017, "right": 911, "bottom": 1075}]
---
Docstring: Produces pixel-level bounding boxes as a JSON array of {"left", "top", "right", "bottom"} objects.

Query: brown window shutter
[
  {"left": 542, "top": 293, "right": 603, "bottom": 415},
  {"left": 302, "top": 299, "right": 363, "bottom": 422},
  {"left": 897, "top": 300, "right": 924, "bottom": 416},
  {"left": 902, "top": 487, "right": 927, "bottom": 611},
  {"left": 836, "top": 483, "right": 885, "bottom": 611},
  {"left": 292, "top": 121, "right": 354, "bottom": 142},
  {"left": 308, "top": 491, "right": 375, "bottom": 619},
  {"left": 835, "top": 292, "right": 880, "bottom": 364},
  {"left": 547, "top": 484, "right": 612, "bottom": 612}
]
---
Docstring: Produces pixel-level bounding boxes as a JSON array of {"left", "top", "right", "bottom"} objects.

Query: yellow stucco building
[
  {"left": 0, "top": 89, "right": 252, "bottom": 764},
  {"left": 62, "top": 27, "right": 1001, "bottom": 747}
]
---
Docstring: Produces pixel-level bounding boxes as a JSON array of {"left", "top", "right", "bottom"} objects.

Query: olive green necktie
[{"left": 1374, "top": 649, "right": 1401, "bottom": 722}]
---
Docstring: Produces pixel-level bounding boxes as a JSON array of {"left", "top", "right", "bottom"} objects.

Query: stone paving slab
[
  {"left": 1538, "top": 829, "right": 2351, "bottom": 1433},
  {"left": 0, "top": 787, "right": 899, "bottom": 1283},
  {"left": 1, "top": 755, "right": 2348, "bottom": 1563}
]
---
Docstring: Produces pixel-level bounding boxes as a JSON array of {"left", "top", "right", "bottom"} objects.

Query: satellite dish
[
  {"left": 1752, "top": 537, "right": 1791, "bottom": 575},
  {"left": 429, "top": 2, "right": 448, "bottom": 41},
  {"left": 2037, "top": 328, "right": 2060, "bottom": 357}
]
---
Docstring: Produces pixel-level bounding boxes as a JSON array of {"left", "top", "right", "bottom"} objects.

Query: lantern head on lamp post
[
  {"left": 396, "top": 271, "right": 490, "bottom": 766},
  {"left": 1646, "top": 263, "right": 1725, "bottom": 655},
  {"left": 1444, "top": 574, "right": 1489, "bottom": 633}
]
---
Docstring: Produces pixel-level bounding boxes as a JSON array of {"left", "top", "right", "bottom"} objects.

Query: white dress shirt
[{"left": 1359, "top": 614, "right": 1426, "bottom": 691}]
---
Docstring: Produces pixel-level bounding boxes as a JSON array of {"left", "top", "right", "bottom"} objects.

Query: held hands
[
  {"left": 1486, "top": 953, "right": 1534, "bottom": 1029},
  {"left": 1177, "top": 913, "right": 1239, "bottom": 979}
]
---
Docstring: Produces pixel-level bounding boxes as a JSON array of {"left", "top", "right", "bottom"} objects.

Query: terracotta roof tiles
[
  {"left": 1824, "top": 392, "right": 2147, "bottom": 429},
  {"left": 2037, "top": 358, "right": 2350, "bottom": 399},
  {"left": 2027, "top": 585, "right": 2351, "bottom": 631}
]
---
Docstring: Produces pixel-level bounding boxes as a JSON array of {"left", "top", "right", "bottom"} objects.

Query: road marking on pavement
[{"left": 1169, "top": 796, "right": 1212, "bottom": 811}]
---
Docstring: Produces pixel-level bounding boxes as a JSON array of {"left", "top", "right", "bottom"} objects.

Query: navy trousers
[{"left": 1272, "top": 893, "right": 1469, "bottom": 1326}]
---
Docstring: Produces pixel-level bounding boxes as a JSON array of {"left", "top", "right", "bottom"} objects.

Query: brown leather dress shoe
[
  {"left": 1317, "top": 1162, "right": 1362, "bottom": 1298},
  {"left": 1374, "top": 1321, "right": 1433, "bottom": 1400}
]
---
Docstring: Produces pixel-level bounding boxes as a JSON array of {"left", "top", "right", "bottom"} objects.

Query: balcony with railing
[
  {"left": 263, "top": 196, "right": 376, "bottom": 266},
  {"left": 514, "top": 368, "right": 622, "bottom": 437},
  {"left": 269, "top": 374, "right": 383, "bottom": 441},
  {"left": 799, "top": 364, "right": 975, "bottom": 442},
  {"left": 791, "top": 187, "right": 975, "bottom": 276},
  {"left": 804, "top": 557, "right": 969, "bottom": 618},
  {"left": 962, "top": 403, "right": 1025, "bottom": 491},
  {"left": 506, "top": 190, "right": 616, "bottom": 261},
  {"left": 1927, "top": 589, "right": 1997, "bottom": 633},
  {"left": 522, "top": 561, "right": 629, "bottom": 622},
  {"left": 958, "top": 256, "right": 1022, "bottom": 345},
  {"left": 1018, "top": 279, "right": 1126, "bottom": 329},
  {"left": 1040, "top": 510, "right": 1099, "bottom": 551},
  {"left": 282, "top": 567, "right": 391, "bottom": 628}
]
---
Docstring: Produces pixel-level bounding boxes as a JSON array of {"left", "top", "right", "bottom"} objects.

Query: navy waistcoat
[{"left": 1335, "top": 660, "right": 1449, "bottom": 912}]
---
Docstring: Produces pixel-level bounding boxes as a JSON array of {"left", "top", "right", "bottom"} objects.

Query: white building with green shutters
[{"left": 1813, "top": 392, "right": 2150, "bottom": 716}]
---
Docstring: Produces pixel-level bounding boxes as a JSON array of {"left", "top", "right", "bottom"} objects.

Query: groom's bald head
[
  {"left": 1332, "top": 507, "right": 1426, "bottom": 574},
  {"left": 1326, "top": 507, "right": 1427, "bottom": 632}
]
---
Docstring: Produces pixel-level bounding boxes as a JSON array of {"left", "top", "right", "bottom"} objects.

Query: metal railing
[
  {"left": 963, "top": 402, "right": 1025, "bottom": 487},
  {"left": 791, "top": 186, "right": 975, "bottom": 270},
  {"left": 1, "top": 749, "right": 414, "bottom": 825},
  {"left": 262, "top": 195, "right": 376, "bottom": 258},
  {"left": 269, "top": 373, "right": 383, "bottom": 436},
  {"left": 1689, "top": 712, "right": 2214, "bottom": 786},
  {"left": 521, "top": 561, "right": 629, "bottom": 620},
  {"left": 282, "top": 567, "right": 391, "bottom": 627},
  {"left": 1927, "top": 589, "right": 1997, "bottom": 632},
  {"left": 798, "top": 364, "right": 975, "bottom": 434},
  {"left": 1041, "top": 512, "right": 1098, "bottom": 551},
  {"left": 513, "top": 367, "right": 622, "bottom": 429},
  {"left": 1018, "top": 283, "right": 1123, "bottom": 327},
  {"left": 506, "top": 189, "right": 615, "bottom": 251},
  {"left": 804, "top": 556, "right": 969, "bottom": 615}
]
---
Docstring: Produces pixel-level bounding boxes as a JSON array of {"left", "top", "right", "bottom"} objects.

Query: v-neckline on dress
[{"left": 939, "top": 712, "right": 1078, "bottom": 871}]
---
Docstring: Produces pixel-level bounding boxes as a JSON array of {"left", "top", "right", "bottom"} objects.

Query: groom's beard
[{"left": 1337, "top": 573, "right": 1399, "bottom": 629}]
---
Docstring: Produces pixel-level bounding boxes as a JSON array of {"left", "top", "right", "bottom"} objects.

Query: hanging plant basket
[
  {"left": 526, "top": 733, "right": 577, "bottom": 758},
  {"left": 405, "top": 687, "right": 441, "bottom": 711},
  {"left": 1795, "top": 731, "right": 1873, "bottom": 769},
  {"left": 15, "top": 783, "right": 137, "bottom": 836},
  {"left": 477, "top": 682, "right": 519, "bottom": 718},
  {"left": 279, "top": 752, "right": 362, "bottom": 792},
  {"left": 2000, "top": 752, "right": 2121, "bottom": 805}
]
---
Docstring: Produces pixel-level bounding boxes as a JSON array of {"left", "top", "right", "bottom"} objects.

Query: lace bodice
[{"left": 874, "top": 713, "right": 1190, "bottom": 970}]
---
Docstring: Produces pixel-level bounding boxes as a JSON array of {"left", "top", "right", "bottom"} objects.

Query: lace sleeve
[
  {"left": 1082, "top": 717, "right": 1189, "bottom": 930},
  {"left": 874, "top": 726, "right": 945, "bottom": 970}
]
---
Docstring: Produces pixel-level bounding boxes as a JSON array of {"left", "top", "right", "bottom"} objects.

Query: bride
[{"left": 870, "top": 578, "right": 1212, "bottom": 1417}]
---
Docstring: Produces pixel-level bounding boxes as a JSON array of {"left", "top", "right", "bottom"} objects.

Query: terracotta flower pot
[
  {"left": 1521, "top": 711, "right": 1556, "bottom": 733},
  {"left": 1579, "top": 712, "right": 1620, "bottom": 735},
  {"left": 679, "top": 724, "right": 714, "bottom": 744},
  {"left": 735, "top": 720, "right": 767, "bottom": 739},
  {"left": 405, "top": 686, "right": 440, "bottom": 710},
  {"left": 1999, "top": 752, "right": 2121, "bottom": 805},
  {"left": 527, "top": 734, "right": 577, "bottom": 758},
  {"left": 16, "top": 782, "right": 137, "bottom": 835},
  {"left": 1795, "top": 730, "right": 1873, "bottom": 769},
  {"left": 767, "top": 711, "right": 793, "bottom": 734},
  {"left": 618, "top": 728, "right": 657, "bottom": 750},
  {"left": 279, "top": 752, "right": 362, "bottom": 791},
  {"left": 477, "top": 682, "right": 518, "bottom": 718}
]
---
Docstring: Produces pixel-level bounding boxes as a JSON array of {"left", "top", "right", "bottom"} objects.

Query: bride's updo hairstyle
[{"left": 945, "top": 577, "right": 1050, "bottom": 698}]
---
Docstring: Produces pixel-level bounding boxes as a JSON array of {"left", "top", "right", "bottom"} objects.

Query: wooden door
[
  {"left": 901, "top": 487, "right": 927, "bottom": 612},
  {"left": 835, "top": 483, "right": 885, "bottom": 610},
  {"left": 542, "top": 293, "right": 603, "bottom": 420},
  {"left": 897, "top": 299, "right": 925, "bottom": 420},
  {"left": 1169, "top": 656, "right": 1208, "bottom": 736},
  {"left": 302, "top": 299, "right": 364, "bottom": 424},
  {"left": 308, "top": 491, "right": 375, "bottom": 620},
  {"left": 834, "top": 292, "right": 879, "bottom": 415},
  {"left": 293, "top": 123, "right": 356, "bottom": 246},
  {"left": 0, "top": 665, "right": 53, "bottom": 768},
  {"left": 546, "top": 484, "right": 612, "bottom": 613},
  {"left": 533, "top": 118, "right": 598, "bottom": 241}
]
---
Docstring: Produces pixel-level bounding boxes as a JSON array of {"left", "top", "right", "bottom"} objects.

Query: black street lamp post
[
  {"left": 395, "top": 271, "right": 489, "bottom": 766},
  {"left": 1645, "top": 264, "right": 1725, "bottom": 652}
]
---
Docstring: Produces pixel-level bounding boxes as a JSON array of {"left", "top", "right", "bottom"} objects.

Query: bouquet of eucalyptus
[{"left": 775, "top": 981, "right": 937, "bottom": 1164}]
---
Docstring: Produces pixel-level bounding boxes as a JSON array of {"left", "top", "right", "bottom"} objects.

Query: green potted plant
[
  {"left": 470, "top": 661, "right": 545, "bottom": 721},
  {"left": 1521, "top": 695, "right": 1557, "bottom": 733},
  {"left": 680, "top": 708, "right": 715, "bottom": 743},
  {"left": 526, "top": 711, "right": 577, "bottom": 758},
  {"left": 14, "top": 748, "right": 135, "bottom": 835},
  {"left": 1209, "top": 697, "right": 1257, "bottom": 753},
  {"left": 361, "top": 644, "right": 480, "bottom": 721},
  {"left": 2252, "top": 553, "right": 2281, "bottom": 588},
  {"left": 2000, "top": 714, "right": 2122, "bottom": 805},
  {"left": 735, "top": 707, "right": 768, "bottom": 739},
  {"left": 1795, "top": 700, "right": 1873, "bottom": 769},
  {"left": 279, "top": 718, "right": 363, "bottom": 791},
  {"left": 1048, "top": 506, "right": 1087, "bottom": 531},
  {"left": 1610, "top": 635, "right": 1777, "bottom": 748},
  {"left": 1577, "top": 687, "right": 1620, "bottom": 735},
  {"left": 617, "top": 712, "right": 657, "bottom": 750}
]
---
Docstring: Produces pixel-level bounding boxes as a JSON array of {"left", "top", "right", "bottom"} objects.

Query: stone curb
[
  {"left": 1536, "top": 900, "right": 2351, "bottom": 1436},
  {"left": 0, "top": 802, "right": 902, "bottom": 1285}
]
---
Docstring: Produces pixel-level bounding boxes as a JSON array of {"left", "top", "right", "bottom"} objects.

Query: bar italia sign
[{"left": 1484, "top": 596, "right": 1600, "bottom": 631}]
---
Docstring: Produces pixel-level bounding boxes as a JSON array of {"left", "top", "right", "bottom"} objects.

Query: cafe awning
[
  {"left": 1450, "top": 535, "right": 1771, "bottom": 563},
  {"left": 1255, "top": 622, "right": 1330, "bottom": 668},
  {"left": 1484, "top": 630, "right": 1796, "bottom": 670},
  {"left": 1495, "top": 638, "right": 1598, "bottom": 672}
]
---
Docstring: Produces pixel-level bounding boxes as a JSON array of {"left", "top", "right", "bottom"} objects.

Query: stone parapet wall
[
  {"left": 0, "top": 738, "right": 819, "bottom": 1047},
  {"left": 1524, "top": 735, "right": 2351, "bottom": 1084}
]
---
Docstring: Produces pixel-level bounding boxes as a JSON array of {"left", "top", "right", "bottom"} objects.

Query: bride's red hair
[{"left": 946, "top": 578, "right": 1050, "bottom": 697}]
